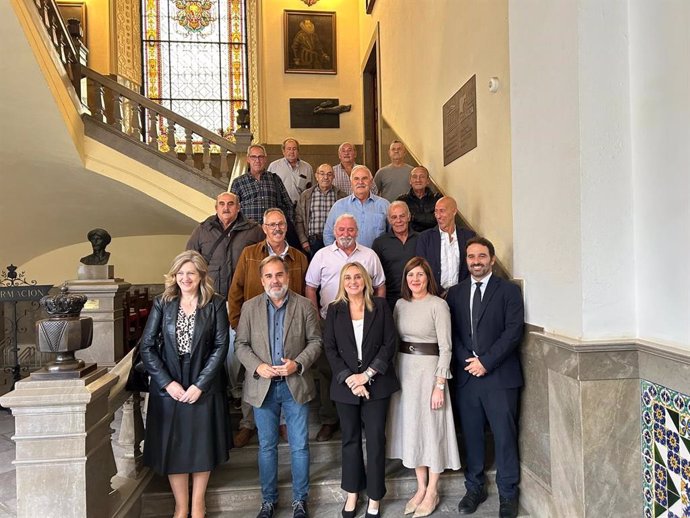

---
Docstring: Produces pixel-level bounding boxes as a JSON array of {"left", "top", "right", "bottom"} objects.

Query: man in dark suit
[
  {"left": 416, "top": 196, "right": 476, "bottom": 294},
  {"left": 446, "top": 237, "right": 524, "bottom": 518}
]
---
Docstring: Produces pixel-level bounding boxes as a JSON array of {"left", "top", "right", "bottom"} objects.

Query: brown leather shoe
[
  {"left": 234, "top": 427, "right": 256, "bottom": 448},
  {"left": 279, "top": 424, "right": 288, "bottom": 441},
  {"left": 315, "top": 423, "right": 338, "bottom": 442}
]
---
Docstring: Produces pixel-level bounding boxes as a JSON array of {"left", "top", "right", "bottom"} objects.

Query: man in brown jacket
[{"left": 228, "top": 207, "right": 309, "bottom": 446}]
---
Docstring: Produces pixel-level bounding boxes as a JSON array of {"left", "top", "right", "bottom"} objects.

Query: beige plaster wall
[
  {"left": 259, "top": 0, "right": 363, "bottom": 146},
  {"left": 359, "top": 0, "right": 514, "bottom": 270},
  {"left": 20, "top": 235, "right": 190, "bottom": 285}
]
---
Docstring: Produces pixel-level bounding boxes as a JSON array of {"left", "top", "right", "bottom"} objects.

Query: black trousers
[
  {"left": 335, "top": 397, "right": 390, "bottom": 500},
  {"left": 456, "top": 378, "right": 520, "bottom": 499}
]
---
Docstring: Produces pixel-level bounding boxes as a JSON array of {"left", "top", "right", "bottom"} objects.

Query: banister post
[{"left": 0, "top": 368, "right": 118, "bottom": 518}]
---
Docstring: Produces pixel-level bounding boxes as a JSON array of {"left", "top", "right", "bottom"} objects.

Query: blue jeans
[{"left": 253, "top": 380, "right": 310, "bottom": 503}]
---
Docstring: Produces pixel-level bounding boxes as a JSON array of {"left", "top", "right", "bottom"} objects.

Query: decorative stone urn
[{"left": 33, "top": 284, "right": 95, "bottom": 378}]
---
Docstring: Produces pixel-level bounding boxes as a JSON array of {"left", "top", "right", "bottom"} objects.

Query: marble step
[
  {"left": 140, "top": 458, "right": 473, "bottom": 516},
  {"left": 144, "top": 492, "right": 530, "bottom": 517},
  {"left": 202, "top": 497, "right": 531, "bottom": 518}
]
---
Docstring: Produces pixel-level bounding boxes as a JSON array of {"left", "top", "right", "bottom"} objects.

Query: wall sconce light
[{"left": 301, "top": 0, "right": 319, "bottom": 5}]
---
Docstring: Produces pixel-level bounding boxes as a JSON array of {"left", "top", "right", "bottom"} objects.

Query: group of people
[{"left": 138, "top": 139, "right": 525, "bottom": 518}]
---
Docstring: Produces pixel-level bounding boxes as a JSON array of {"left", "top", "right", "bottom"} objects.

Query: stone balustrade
[
  {"left": 81, "top": 66, "right": 253, "bottom": 187},
  {"left": 0, "top": 348, "right": 150, "bottom": 518}
]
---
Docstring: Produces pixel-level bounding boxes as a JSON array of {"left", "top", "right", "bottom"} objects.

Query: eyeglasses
[
  {"left": 264, "top": 222, "right": 287, "bottom": 229},
  {"left": 248, "top": 155, "right": 266, "bottom": 160}
]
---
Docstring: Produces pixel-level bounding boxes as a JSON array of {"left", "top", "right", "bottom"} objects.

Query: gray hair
[
  {"left": 388, "top": 200, "right": 410, "bottom": 217},
  {"left": 350, "top": 165, "right": 372, "bottom": 179},
  {"left": 334, "top": 213, "right": 358, "bottom": 230}
]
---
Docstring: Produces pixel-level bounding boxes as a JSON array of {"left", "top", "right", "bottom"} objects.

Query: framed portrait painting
[{"left": 284, "top": 10, "right": 337, "bottom": 75}]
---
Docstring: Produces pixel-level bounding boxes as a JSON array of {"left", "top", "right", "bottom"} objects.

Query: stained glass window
[{"left": 142, "top": 0, "right": 248, "bottom": 141}]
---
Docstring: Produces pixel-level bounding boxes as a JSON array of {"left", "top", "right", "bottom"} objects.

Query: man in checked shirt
[
  {"left": 231, "top": 144, "right": 295, "bottom": 226},
  {"left": 294, "top": 163, "right": 347, "bottom": 259}
]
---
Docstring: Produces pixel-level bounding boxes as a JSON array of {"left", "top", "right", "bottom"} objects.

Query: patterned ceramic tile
[{"left": 641, "top": 380, "right": 690, "bottom": 518}]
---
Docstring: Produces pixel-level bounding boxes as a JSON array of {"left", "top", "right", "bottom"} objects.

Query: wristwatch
[
  {"left": 435, "top": 383, "right": 446, "bottom": 391},
  {"left": 295, "top": 361, "right": 304, "bottom": 375}
]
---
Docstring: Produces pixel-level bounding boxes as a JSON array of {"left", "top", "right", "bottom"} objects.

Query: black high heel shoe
[
  {"left": 342, "top": 497, "right": 358, "bottom": 518},
  {"left": 364, "top": 499, "right": 381, "bottom": 518}
]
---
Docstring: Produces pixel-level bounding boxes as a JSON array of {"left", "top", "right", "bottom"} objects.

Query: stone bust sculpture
[{"left": 80, "top": 228, "right": 111, "bottom": 265}]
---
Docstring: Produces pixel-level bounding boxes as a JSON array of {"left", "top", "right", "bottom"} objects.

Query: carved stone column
[{"left": 0, "top": 368, "right": 118, "bottom": 518}]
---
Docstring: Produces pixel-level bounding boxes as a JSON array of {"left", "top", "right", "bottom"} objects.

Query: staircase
[{"left": 139, "top": 405, "right": 529, "bottom": 517}]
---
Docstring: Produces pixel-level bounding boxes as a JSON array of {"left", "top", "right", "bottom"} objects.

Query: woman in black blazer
[
  {"left": 324, "top": 262, "right": 400, "bottom": 518},
  {"left": 140, "top": 250, "right": 231, "bottom": 518}
]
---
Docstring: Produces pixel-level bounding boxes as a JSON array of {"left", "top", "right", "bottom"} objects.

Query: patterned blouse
[{"left": 175, "top": 305, "right": 196, "bottom": 355}]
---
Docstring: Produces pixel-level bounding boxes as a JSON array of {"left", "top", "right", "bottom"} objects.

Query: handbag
[
  {"left": 125, "top": 332, "right": 162, "bottom": 392},
  {"left": 125, "top": 341, "right": 149, "bottom": 392}
]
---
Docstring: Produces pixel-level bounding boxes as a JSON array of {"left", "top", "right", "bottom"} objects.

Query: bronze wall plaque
[{"left": 443, "top": 75, "right": 477, "bottom": 165}]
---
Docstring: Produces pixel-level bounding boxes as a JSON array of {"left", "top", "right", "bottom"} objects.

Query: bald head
[{"left": 434, "top": 196, "right": 458, "bottom": 233}]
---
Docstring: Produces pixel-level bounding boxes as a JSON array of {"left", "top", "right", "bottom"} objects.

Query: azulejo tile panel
[{"left": 641, "top": 380, "right": 690, "bottom": 518}]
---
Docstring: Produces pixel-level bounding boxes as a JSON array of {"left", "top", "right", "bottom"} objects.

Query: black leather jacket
[{"left": 140, "top": 294, "right": 229, "bottom": 397}]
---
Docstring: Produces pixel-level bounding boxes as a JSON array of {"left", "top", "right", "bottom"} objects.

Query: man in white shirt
[{"left": 268, "top": 138, "right": 314, "bottom": 205}]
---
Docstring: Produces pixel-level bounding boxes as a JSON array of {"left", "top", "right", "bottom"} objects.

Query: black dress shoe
[
  {"left": 457, "top": 486, "right": 488, "bottom": 514},
  {"left": 341, "top": 504, "right": 356, "bottom": 518},
  {"left": 499, "top": 496, "right": 519, "bottom": 518}
]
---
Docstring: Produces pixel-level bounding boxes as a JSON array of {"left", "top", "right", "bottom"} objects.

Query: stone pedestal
[
  {"left": 0, "top": 368, "right": 118, "bottom": 518},
  {"left": 66, "top": 279, "right": 130, "bottom": 367}
]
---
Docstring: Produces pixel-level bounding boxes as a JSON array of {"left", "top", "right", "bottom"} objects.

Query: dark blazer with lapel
[
  {"left": 140, "top": 294, "right": 229, "bottom": 397},
  {"left": 446, "top": 275, "right": 524, "bottom": 390},
  {"left": 234, "top": 291, "right": 322, "bottom": 407},
  {"left": 323, "top": 297, "right": 400, "bottom": 405},
  {"left": 416, "top": 225, "right": 477, "bottom": 290}
]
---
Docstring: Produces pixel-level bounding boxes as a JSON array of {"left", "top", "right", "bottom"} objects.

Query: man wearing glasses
[
  {"left": 294, "top": 163, "right": 347, "bottom": 259},
  {"left": 231, "top": 144, "right": 295, "bottom": 226},
  {"left": 228, "top": 208, "right": 309, "bottom": 447}
]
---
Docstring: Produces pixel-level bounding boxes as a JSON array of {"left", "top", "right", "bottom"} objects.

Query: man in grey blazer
[{"left": 235, "top": 255, "right": 322, "bottom": 518}]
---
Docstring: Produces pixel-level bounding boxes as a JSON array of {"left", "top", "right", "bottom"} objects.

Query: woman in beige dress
[{"left": 386, "top": 257, "right": 461, "bottom": 517}]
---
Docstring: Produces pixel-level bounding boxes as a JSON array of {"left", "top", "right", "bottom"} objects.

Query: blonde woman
[
  {"left": 323, "top": 262, "right": 400, "bottom": 518},
  {"left": 140, "top": 250, "right": 231, "bottom": 518}
]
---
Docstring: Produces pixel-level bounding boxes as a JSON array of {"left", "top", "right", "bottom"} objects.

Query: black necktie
[{"left": 471, "top": 281, "right": 483, "bottom": 351}]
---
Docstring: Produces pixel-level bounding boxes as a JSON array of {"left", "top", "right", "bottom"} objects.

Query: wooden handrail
[{"left": 81, "top": 66, "right": 238, "bottom": 154}]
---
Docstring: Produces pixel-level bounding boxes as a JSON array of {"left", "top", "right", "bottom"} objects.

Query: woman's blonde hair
[
  {"left": 161, "top": 250, "right": 215, "bottom": 307},
  {"left": 331, "top": 262, "right": 374, "bottom": 312}
]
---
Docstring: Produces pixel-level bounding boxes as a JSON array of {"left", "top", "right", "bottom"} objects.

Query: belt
[
  {"left": 308, "top": 233, "right": 323, "bottom": 240},
  {"left": 271, "top": 376, "right": 287, "bottom": 383},
  {"left": 399, "top": 341, "right": 439, "bottom": 356}
]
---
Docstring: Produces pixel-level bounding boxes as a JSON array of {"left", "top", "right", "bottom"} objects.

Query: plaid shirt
[
  {"left": 230, "top": 171, "right": 295, "bottom": 223},
  {"left": 332, "top": 163, "right": 379, "bottom": 196},
  {"left": 308, "top": 187, "right": 337, "bottom": 236}
]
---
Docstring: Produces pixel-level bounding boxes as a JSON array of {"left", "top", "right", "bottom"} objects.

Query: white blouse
[{"left": 352, "top": 318, "right": 364, "bottom": 361}]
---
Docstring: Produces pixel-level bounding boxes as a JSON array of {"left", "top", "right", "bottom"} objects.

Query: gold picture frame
[{"left": 284, "top": 10, "right": 337, "bottom": 75}]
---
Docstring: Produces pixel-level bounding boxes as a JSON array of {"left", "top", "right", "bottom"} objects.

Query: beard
[
  {"left": 337, "top": 236, "right": 355, "bottom": 248},
  {"left": 265, "top": 284, "right": 288, "bottom": 300}
]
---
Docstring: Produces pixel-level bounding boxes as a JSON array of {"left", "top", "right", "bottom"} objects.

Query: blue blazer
[
  {"left": 446, "top": 275, "right": 524, "bottom": 390},
  {"left": 416, "top": 225, "right": 477, "bottom": 290}
]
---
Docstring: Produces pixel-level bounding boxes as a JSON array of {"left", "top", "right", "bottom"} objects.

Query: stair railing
[
  {"left": 30, "top": 0, "right": 82, "bottom": 95},
  {"left": 81, "top": 65, "right": 248, "bottom": 184}
]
